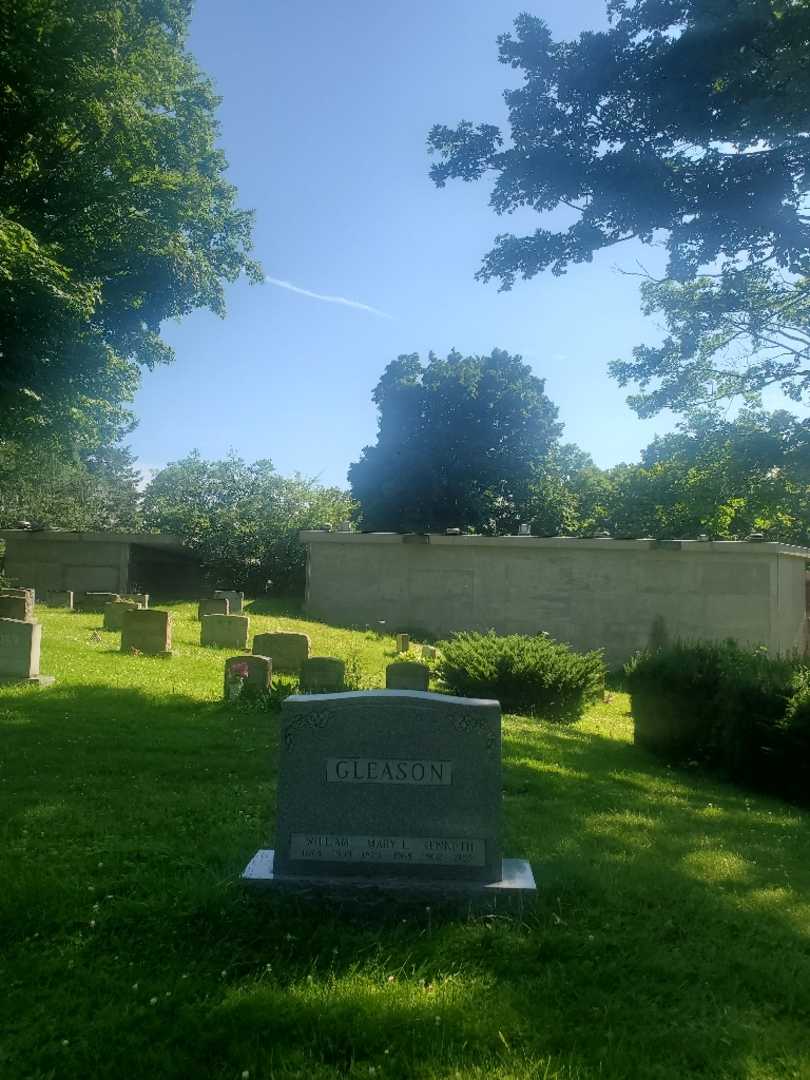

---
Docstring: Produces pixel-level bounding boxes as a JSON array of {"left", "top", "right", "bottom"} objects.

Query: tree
[
  {"left": 141, "top": 452, "right": 355, "bottom": 594},
  {"left": 0, "top": 0, "right": 261, "bottom": 448},
  {"left": 602, "top": 409, "right": 810, "bottom": 541},
  {"left": 527, "top": 444, "right": 612, "bottom": 537},
  {"left": 0, "top": 438, "right": 142, "bottom": 530},
  {"left": 428, "top": 4, "right": 810, "bottom": 409},
  {"left": 349, "top": 349, "right": 563, "bottom": 533}
]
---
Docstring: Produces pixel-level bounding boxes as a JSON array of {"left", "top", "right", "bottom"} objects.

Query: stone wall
[{"left": 301, "top": 533, "right": 810, "bottom": 665}]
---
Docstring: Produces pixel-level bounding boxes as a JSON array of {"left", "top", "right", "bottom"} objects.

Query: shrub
[
  {"left": 625, "top": 640, "right": 810, "bottom": 804},
  {"left": 435, "top": 630, "right": 605, "bottom": 720}
]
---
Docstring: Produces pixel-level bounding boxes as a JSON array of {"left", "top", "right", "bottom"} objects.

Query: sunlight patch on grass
[{"left": 681, "top": 849, "right": 754, "bottom": 884}]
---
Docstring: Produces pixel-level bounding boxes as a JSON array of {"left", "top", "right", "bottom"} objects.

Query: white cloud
[{"left": 264, "top": 276, "right": 392, "bottom": 319}]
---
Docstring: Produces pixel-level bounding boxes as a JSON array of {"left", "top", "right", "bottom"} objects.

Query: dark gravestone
[
  {"left": 77, "top": 592, "right": 121, "bottom": 613},
  {"left": 214, "top": 590, "right": 244, "bottom": 615},
  {"left": 200, "top": 614, "right": 250, "bottom": 650},
  {"left": 43, "top": 590, "right": 74, "bottom": 610},
  {"left": 242, "top": 690, "right": 536, "bottom": 902},
  {"left": 0, "top": 595, "right": 32, "bottom": 622},
  {"left": 299, "top": 656, "right": 345, "bottom": 693},
  {"left": 253, "top": 631, "right": 310, "bottom": 673},
  {"left": 121, "top": 609, "right": 172, "bottom": 656},
  {"left": 103, "top": 600, "right": 141, "bottom": 631},
  {"left": 386, "top": 661, "right": 430, "bottom": 691},
  {"left": 198, "top": 597, "right": 229, "bottom": 620},
  {"left": 224, "top": 654, "right": 272, "bottom": 701},
  {"left": 0, "top": 618, "right": 55, "bottom": 687}
]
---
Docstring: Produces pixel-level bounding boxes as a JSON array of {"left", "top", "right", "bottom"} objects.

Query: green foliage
[
  {"left": 349, "top": 349, "right": 562, "bottom": 533},
  {"left": 428, "top": 6, "right": 810, "bottom": 286},
  {"left": 626, "top": 641, "right": 810, "bottom": 802},
  {"left": 436, "top": 630, "right": 605, "bottom": 720},
  {"left": 142, "top": 451, "right": 355, "bottom": 594},
  {"left": 0, "top": 0, "right": 260, "bottom": 448},
  {"left": 602, "top": 408, "right": 810, "bottom": 542},
  {"left": 0, "top": 438, "right": 142, "bottom": 530}
]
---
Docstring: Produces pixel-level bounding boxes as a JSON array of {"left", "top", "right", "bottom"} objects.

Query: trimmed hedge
[
  {"left": 435, "top": 630, "right": 605, "bottom": 721},
  {"left": 625, "top": 640, "right": 810, "bottom": 804}
]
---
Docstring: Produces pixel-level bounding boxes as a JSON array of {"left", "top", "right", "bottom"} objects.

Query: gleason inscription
[{"left": 242, "top": 689, "right": 537, "bottom": 898}]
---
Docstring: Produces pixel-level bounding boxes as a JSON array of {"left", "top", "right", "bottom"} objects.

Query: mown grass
[{"left": 1, "top": 601, "right": 809, "bottom": 1079}]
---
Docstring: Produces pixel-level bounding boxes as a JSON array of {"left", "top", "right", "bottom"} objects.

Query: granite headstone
[
  {"left": 77, "top": 592, "right": 121, "bottom": 613},
  {"left": 103, "top": 600, "right": 142, "bottom": 631},
  {"left": 121, "top": 608, "right": 172, "bottom": 656},
  {"left": 242, "top": 690, "right": 536, "bottom": 901},
  {"left": 224, "top": 654, "right": 272, "bottom": 700},
  {"left": 43, "top": 590, "right": 74, "bottom": 609},
  {"left": 0, "top": 595, "right": 32, "bottom": 622},
  {"left": 0, "top": 618, "right": 55, "bottom": 687},
  {"left": 200, "top": 613, "right": 250, "bottom": 650},
  {"left": 299, "top": 656, "right": 345, "bottom": 692},
  {"left": 386, "top": 661, "right": 430, "bottom": 691},
  {"left": 214, "top": 589, "right": 244, "bottom": 614},
  {"left": 253, "top": 631, "right": 310, "bottom": 673},
  {"left": 198, "top": 597, "right": 229, "bottom": 620}
]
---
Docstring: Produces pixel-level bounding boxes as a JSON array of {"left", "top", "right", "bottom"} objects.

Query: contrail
[{"left": 265, "top": 276, "right": 392, "bottom": 319}]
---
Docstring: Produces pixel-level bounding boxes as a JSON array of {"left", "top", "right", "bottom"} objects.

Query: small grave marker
[
  {"left": 421, "top": 645, "right": 438, "bottom": 661},
  {"left": 0, "top": 618, "right": 55, "bottom": 687},
  {"left": 253, "top": 631, "right": 310, "bottom": 673},
  {"left": 200, "top": 614, "right": 250, "bottom": 650},
  {"left": 0, "top": 594, "right": 32, "bottom": 622},
  {"left": 224, "top": 654, "right": 272, "bottom": 701},
  {"left": 198, "top": 597, "right": 229, "bottom": 620},
  {"left": 43, "top": 590, "right": 74, "bottom": 609},
  {"left": 103, "top": 600, "right": 141, "bottom": 631},
  {"left": 77, "top": 592, "right": 121, "bottom": 613},
  {"left": 242, "top": 690, "right": 536, "bottom": 903},
  {"left": 299, "top": 656, "right": 345, "bottom": 693},
  {"left": 386, "top": 661, "right": 430, "bottom": 691},
  {"left": 124, "top": 593, "right": 149, "bottom": 608},
  {"left": 396, "top": 633, "right": 410, "bottom": 653},
  {"left": 214, "top": 590, "right": 244, "bottom": 615},
  {"left": 121, "top": 609, "right": 172, "bottom": 656}
]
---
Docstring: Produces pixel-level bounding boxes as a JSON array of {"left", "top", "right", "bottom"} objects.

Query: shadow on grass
[{"left": 1, "top": 686, "right": 809, "bottom": 1078}]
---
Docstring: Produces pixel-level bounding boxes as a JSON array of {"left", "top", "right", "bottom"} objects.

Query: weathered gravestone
[
  {"left": 43, "top": 590, "right": 74, "bottom": 609},
  {"left": 200, "top": 613, "right": 249, "bottom": 650},
  {"left": 121, "top": 609, "right": 172, "bottom": 656},
  {"left": 421, "top": 645, "right": 438, "bottom": 661},
  {"left": 1, "top": 587, "right": 35, "bottom": 603},
  {"left": 214, "top": 589, "right": 244, "bottom": 615},
  {"left": 253, "top": 631, "right": 310, "bottom": 673},
  {"left": 386, "top": 661, "right": 430, "bottom": 691},
  {"left": 242, "top": 690, "right": 536, "bottom": 902},
  {"left": 299, "top": 656, "right": 345, "bottom": 693},
  {"left": 396, "top": 633, "right": 410, "bottom": 653},
  {"left": 124, "top": 593, "right": 149, "bottom": 608},
  {"left": 0, "top": 594, "right": 33, "bottom": 622},
  {"left": 77, "top": 592, "right": 121, "bottom": 613},
  {"left": 0, "top": 618, "right": 55, "bottom": 687},
  {"left": 103, "top": 600, "right": 141, "bottom": 631},
  {"left": 224, "top": 654, "right": 272, "bottom": 701},
  {"left": 198, "top": 597, "right": 229, "bottom": 620}
]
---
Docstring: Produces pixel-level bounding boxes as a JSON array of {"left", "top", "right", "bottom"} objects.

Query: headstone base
[
  {"left": 0, "top": 674, "right": 56, "bottom": 688},
  {"left": 241, "top": 849, "right": 537, "bottom": 908}
]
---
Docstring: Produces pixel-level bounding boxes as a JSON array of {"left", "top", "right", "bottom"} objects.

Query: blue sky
[{"left": 130, "top": 0, "right": 682, "bottom": 486}]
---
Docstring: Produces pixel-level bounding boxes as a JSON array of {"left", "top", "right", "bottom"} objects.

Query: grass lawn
[{"left": 2, "top": 600, "right": 810, "bottom": 1079}]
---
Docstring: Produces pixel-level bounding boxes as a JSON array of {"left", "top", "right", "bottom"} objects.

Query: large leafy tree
[
  {"left": 349, "top": 349, "right": 563, "bottom": 533},
  {"left": 0, "top": 0, "right": 261, "bottom": 447},
  {"left": 428, "top": 3, "right": 810, "bottom": 411},
  {"left": 141, "top": 452, "right": 355, "bottom": 594}
]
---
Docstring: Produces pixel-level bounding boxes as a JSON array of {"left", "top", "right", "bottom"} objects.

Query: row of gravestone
[{"left": 224, "top": 653, "right": 432, "bottom": 699}]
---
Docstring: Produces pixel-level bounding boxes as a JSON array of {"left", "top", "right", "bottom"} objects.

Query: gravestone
[
  {"left": 0, "top": 618, "right": 55, "bottom": 687},
  {"left": 200, "top": 613, "right": 249, "bottom": 650},
  {"left": 299, "top": 656, "right": 345, "bottom": 693},
  {"left": 386, "top": 661, "right": 430, "bottom": 691},
  {"left": 77, "top": 592, "right": 121, "bottom": 613},
  {"left": 214, "top": 589, "right": 244, "bottom": 615},
  {"left": 224, "top": 654, "right": 272, "bottom": 701},
  {"left": 198, "top": 597, "right": 229, "bottom": 620},
  {"left": 121, "top": 608, "right": 172, "bottom": 656},
  {"left": 1, "top": 587, "right": 35, "bottom": 603},
  {"left": 253, "top": 631, "right": 310, "bottom": 673},
  {"left": 124, "top": 593, "right": 149, "bottom": 608},
  {"left": 0, "top": 594, "right": 32, "bottom": 622},
  {"left": 103, "top": 600, "right": 141, "bottom": 631},
  {"left": 242, "top": 690, "right": 536, "bottom": 902},
  {"left": 43, "top": 590, "right": 74, "bottom": 609},
  {"left": 421, "top": 645, "right": 438, "bottom": 661},
  {"left": 396, "top": 633, "right": 410, "bottom": 653}
]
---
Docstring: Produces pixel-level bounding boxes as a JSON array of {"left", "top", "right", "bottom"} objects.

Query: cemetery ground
[{"left": 1, "top": 605, "right": 809, "bottom": 1080}]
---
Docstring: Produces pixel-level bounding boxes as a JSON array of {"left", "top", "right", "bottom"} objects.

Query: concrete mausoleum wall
[
  {"left": 0, "top": 531, "right": 204, "bottom": 598},
  {"left": 301, "top": 532, "right": 810, "bottom": 666}
]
